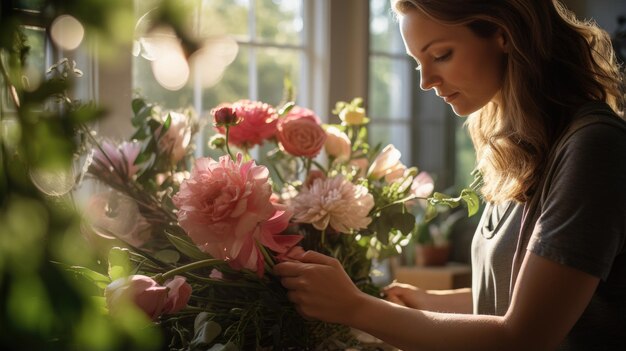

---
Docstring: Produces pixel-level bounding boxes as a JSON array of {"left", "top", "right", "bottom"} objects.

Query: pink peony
[
  {"left": 214, "top": 100, "right": 278, "bottom": 147},
  {"left": 173, "top": 154, "right": 302, "bottom": 275},
  {"left": 156, "top": 111, "right": 192, "bottom": 164},
  {"left": 276, "top": 106, "right": 327, "bottom": 158},
  {"left": 90, "top": 140, "right": 142, "bottom": 182},
  {"left": 292, "top": 175, "right": 374, "bottom": 233},
  {"left": 324, "top": 126, "right": 351, "bottom": 161}
]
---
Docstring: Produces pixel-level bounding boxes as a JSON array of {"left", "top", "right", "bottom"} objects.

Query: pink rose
[
  {"left": 172, "top": 154, "right": 302, "bottom": 275},
  {"left": 324, "top": 126, "right": 351, "bottom": 161},
  {"left": 105, "top": 275, "right": 192, "bottom": 320},
  {"left": 156, "top": 111, "right": 192, "bottom": 164},
  {"left": 162, "top": 276, "right": 192, "bottom": 314},
  {"left": 368, "top": 145, "right": 405, "bottom": 180},
  {"left": 214, "top": 100, "right": 278, "bottom": 147},
  {"left": 212, "top": 105, "right": 240, "bottom": 126},
  {"left": 277, "top": 106, "right": 326, "bottom": 158},
  {"left": 105, "top": 275, "right": 169, "bottom": 320},
  {"left": 90, "top": 140, "right": 142, "bottom": 183}
]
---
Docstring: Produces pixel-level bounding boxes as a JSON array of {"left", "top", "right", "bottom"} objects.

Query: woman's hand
[
  {"left": 383, "top": 282, "right": 425, "bottom": 309},
  {"left": 273, "top": 249, "right": 366, "bottom": 325}
]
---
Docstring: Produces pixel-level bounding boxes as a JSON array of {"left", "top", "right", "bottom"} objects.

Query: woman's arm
[
  {"left": 384, "top": 282, "right": 472, "bottom": 313},
  {"left": 274, "top": 250, "right": 599, "bottom": 351}
]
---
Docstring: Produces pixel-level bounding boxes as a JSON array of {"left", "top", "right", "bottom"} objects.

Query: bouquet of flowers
[{"left": 76, "top": 96, "right": 478, "bottom": 350}]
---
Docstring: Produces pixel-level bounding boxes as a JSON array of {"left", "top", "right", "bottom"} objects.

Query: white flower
[
  {"left": 292, "top": 175, "right": 374, "bottom": 233},
  {"left": 368, "top": 144, "right": 405, "bottom": 180},
  {"left": 157, "top": 111, "right": 192, "bottom": 163}
]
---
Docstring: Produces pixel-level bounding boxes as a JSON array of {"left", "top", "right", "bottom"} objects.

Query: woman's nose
[{"left": 419, "top": 66, "right": 440, "bottom": 91}]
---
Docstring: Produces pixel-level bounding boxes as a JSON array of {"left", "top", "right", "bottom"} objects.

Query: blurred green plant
[{"left": 0, "top": 1, "right": 204, "bottom": 350}]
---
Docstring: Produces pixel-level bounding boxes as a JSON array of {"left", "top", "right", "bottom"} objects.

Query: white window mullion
[{"left": 193, "top": 1, "right": 204, "bottom": 158}]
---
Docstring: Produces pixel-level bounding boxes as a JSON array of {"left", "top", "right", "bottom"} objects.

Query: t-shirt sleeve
[{"left": 528, "top": 122, "right": 626, "bottom": 280}]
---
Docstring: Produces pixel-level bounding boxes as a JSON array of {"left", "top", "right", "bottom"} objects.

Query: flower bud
[
  {"left": 324, "top": 126, "right": 351, "bottom": 161},
  {"left": 208, "top": 134, "right": 226, "bottom": 149},
  {"left": 212, "top": 105, "right": 240, "bottom": 127}
]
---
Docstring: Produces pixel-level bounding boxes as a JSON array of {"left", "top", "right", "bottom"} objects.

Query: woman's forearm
[
  {"left": 349, "top": 293, "right": 512, "bottom": 351},
  {"left": 421, "top": 287, "right": 472, "bottom": 313}
]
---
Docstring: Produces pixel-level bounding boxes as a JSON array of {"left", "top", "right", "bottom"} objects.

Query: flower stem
[
  {"left": 257, "top": 241, "right": 275, "bottom": 271},
  {"left": 225, "top": 125, "right": 235, "bottom": 160},
  {"left": 321, "top": 228, "right": 326, "bottom": 246},
  {"left": 159, "top": 258, "right": 223, "bottom": 281}
]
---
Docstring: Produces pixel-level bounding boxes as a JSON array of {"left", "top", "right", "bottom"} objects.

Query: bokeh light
[
  {"left": 50, "top": 15, "right": 85, "bottom": 50},
  {"left": 189, "top": 36, "right": 239, "bottom": 88}
]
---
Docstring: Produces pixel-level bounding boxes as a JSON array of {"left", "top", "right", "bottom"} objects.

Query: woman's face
[{"left": 400, "top": 9, "right": 507, "bottom": 116}]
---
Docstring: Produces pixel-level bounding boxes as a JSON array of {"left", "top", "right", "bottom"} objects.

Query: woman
[{"left": 275, "top": 0, "right": 626, "bottom": 350}]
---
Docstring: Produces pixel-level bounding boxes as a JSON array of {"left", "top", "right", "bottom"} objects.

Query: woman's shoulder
[{"left": 560, "top": 101, "right": 626, "bottom": 149}]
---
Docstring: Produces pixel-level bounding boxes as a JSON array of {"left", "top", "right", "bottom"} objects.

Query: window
[
  {"left": 132, "top": 0, "right": 311, "bottom": 156},
  {"left": 368, "top": 0, "right": 414, "bottom": 165}
]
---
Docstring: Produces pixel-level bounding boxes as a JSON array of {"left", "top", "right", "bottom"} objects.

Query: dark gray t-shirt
[{"left": 471, "top": 102, "right": 626, "bottom": 350}]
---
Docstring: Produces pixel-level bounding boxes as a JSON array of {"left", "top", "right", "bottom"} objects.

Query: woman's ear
[{"left": 496, "top": 28, "right": 511, "bottom": 53}]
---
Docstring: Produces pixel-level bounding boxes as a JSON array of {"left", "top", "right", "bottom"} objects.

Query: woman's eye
[{"left": 434, "top": 50, "right": 453, "bottom": 62}]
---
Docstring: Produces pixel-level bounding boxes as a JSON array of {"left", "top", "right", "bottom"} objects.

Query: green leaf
[
  {"left": 277, "top": 101, "right": 295, "bottom": 116},
  {"left": 154, "top": 249, "right": 180, "bottom": 264},
  {"left": 424, "top": 203, "right": 438, "bottom": 223},
  {"left": 108, "top": 247, "right": 131, "bottom": 281},
  {"left": 63, "top": 265, "right": 111, "bottom": 290},
  {"left": 461, "top": 188, "right": 481, "bottom": 217},
  {"left": 166, "top": 232, "right": 211, "bottom": 260},
  {"left": 131, "top": 98, "right": 148, "bottom": 115},
  {"left": 392, "top": 212, "right": 415, "bottom": 235}
]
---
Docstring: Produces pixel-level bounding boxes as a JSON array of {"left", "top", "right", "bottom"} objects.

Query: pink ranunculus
[
  {"left": 214, "top": 100, "right": 278, "bottom": 147},
  {"left": 85, "top": 191, "right": 152, "bottom": 247},
  {"left": 162, "top": 276, "right": 192, "bottom": 314},
  {"left": 368, "top": 144, "right": 404, "bottom": 180},
  {"left": 105, "top": 275, "right": 169, "bottom": 320},
  {"left": 172, "top": 154, "right": 301, "bottom": 276},
  {"left": 292, "top": 174, "right": 374, "bottom": 233},
  {"left": 90, "top": 140, "right": 142, "bottom": 182},
  {"left": 156, "top": 111, "right": 192, "bottom": 164},
  {"left": 324, "top": 126, "right": 351, "bottom": 161},
  {"left": 411, "top": 171, "right": 435, "bottom": 198},
  {"left": 384, "top": 162, "right": 407, "bottom": 183},
  {"left": 276, "top": 106, "right": 327, "bottom": 158}
]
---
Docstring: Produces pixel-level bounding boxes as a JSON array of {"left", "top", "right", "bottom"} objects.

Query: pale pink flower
[
  {"left": 105, "top": 275, "right": 169, "bottom": 320},
  {"left": 172, "top": 154, "right": 301, "bottom": 275},
  {"left": 292, "top": 175, "right": 374, "bottom": 233},
  {"left": 411, "top": 171, "right": 435, "bottom": 198},
  {"left": 85, "top": 191, "right": 151, "bottom": 247},
  {"left": 156, "top": 111, "right": 192, "bottom": 164},
  {"left": 349, "top": 158, "right": 369, "bottom": 178},
  {"left": 303, "top": 170, "right": 326, "bottom": 188},
  {"left": 368, "top": 145, "right": 405, "bottom": 180},
  {"left": 214, "top": 100, "right": 278, "bottom": 147},
  {"left": 277, "top": 106, "right": 326, "bottom": 158},
  {"left": 324, "top": 126, "right": 351, "bottom": 161},
  {"left": 105, "top": 275, "right": 191, "bottom": 320},
  {"left": 90, "top": 140, "right": 142, "bottom": 182}
]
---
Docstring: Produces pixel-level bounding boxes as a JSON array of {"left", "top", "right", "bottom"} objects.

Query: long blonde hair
[{"left": 393, "top": 0, "right": 625, "bottom": 203}]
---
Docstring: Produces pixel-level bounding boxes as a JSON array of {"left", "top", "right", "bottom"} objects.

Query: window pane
[
  {"left": 255, "top": 0, "right": 303, "bottom": 45},
  {"left": 368, "top": 122, "right": 412, "bottom": 165},
  {"left": 23, "top": 27, "right": 46, "bottom": 77},
  {"left": 133, "top": 56, "right": 194, "bottom": 108},
  {"left": 368, "top": 56, "right": 412, "bottom": 121},
  {"left": 257, "top": 48, "right": 301, "bottom": 106},
  {"left": 199, "top": 0, "right": 250, "bottom": 40},
  {"left": 202, "top": 47, "right": 250, "bottom": 110},
  {"left": 369, "top": 0, "right": 404, "bottom": 54},
  {"left": 15, "top": 0, "right": 44, "bottom": 10}
]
